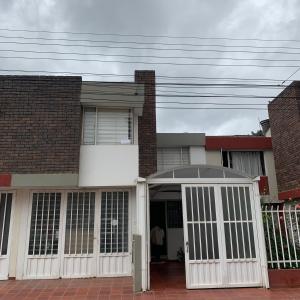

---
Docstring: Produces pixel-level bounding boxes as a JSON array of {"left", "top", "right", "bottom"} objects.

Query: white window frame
[{"left": 82, "top": 107, "right": 134, "bottom": 145}]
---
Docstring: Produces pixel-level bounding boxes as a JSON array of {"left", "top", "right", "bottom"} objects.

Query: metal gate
[
  {"left": 0, "top": 192, "right": 13, "bottom": 280},
  {"left": 182, "top": 184, "right": 265, "bottom": 289},
  {"left": 23, "top": 192, "right": 63, "bottom": 279},
  {"left": 23, "top": 190, "right": 131, "bottom": 279}
]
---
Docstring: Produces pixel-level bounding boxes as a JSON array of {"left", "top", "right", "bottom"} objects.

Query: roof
[{"left": 206, "top": 136, "right": 272, "bottom": 150}]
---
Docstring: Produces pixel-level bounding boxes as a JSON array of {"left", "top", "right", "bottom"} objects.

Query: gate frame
[
  {"left": 146, "top": 176, "right": 269, "bottom": 290},
  {"left": 0, "top": 191, "right": 15, "bottom": 280}
]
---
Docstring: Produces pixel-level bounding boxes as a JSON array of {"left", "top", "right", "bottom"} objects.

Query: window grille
[
  {"left": 0, "top": 193, "right": 12, "bottom": 256},
  {"left": 64, "top": 192, "right": 95, "bottom": 255},
  {"left": 157, "top": 147, "right": 190, "bottom": 172},
  {"left": 185, "top": 187, "right": 219, "bottom": 260},
  {"left": 82, "top": 107, "right": 133, "bottom": 145},
  {"left": 221, "top": 186, "right": 256, "bottom": 259},
  {"left": 28, "top": 193, "right": 61, "bottom": 256},
  {"left": 100, "top": 191, "right": 129, "bottom": 254}
]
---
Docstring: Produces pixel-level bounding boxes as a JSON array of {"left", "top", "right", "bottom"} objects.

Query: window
[
  {"left": 157, "top": 147, "right": 190, "bottom": 172},
  {"left": 64, "top": 192, "right": 95, "bottom": 255},
  {"left": 82, "top": 107, "right": 133, "bottom": 145},
  {"left": 0, "top": 193, "right": 12, "bottom": 256},
  {"left": 222, "top": 151, "right": 265, "bottom": 177},
  {"left": 100, "top": 192, "right": 129, "bottom": 254},
  {"left": 28, "top": 193, "right": 61, "bottom": 256}
]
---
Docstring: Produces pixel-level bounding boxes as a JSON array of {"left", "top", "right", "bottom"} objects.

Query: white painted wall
[
  {"left": 205, "top": 150, "right": 222, "bottom": 166},
  {"left": 79, "top": 145, "right": 139, "bottom": 187},
  {"left": 264, "top": 150, "right": 279, "bottom": 202},
  {"left": 190, "top": 146, "right": 206, "bottom": 165}
]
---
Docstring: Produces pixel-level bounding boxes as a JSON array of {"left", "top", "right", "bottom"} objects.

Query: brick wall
[
  {"left": 0, "top": 76, "right": 82, "bottom": 173},
  {"left": 135, "top": 70, "right": 157, "bottom": 177},
  {"left": 268, "top": 81, "right": 300, "bottom": 195}
]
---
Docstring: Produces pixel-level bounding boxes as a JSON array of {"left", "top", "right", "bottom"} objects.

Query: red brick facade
[
  {"left": 135, "top": 71, "right": 157, "bottom": 177},
  {"left": 268, "top": 81, "right": 300, "bottom": 199},
  {"left": 0, "top": 76, "right": 82, "bottom": 174}
]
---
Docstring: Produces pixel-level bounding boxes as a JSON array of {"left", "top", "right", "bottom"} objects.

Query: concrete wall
[
  {"left": 190, "top": 146, "right": 206, "bottom": 164},
  {"left": 79, "top": 145, "right": 139, "bottom": 187},
  {"left": 264, "top": 150, "right": 279, "bottom": 202}
]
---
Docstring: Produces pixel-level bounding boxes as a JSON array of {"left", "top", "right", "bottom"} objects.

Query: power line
[
  {"left": 1, "top": 40, "right": 300, "bottom": 56},
  {"left": 2, "top": 34, "right": 300, "bottom": 51},
  {"left": 0, "top": 68, "right": 292, "bottom": 85},
  {"left": 2, "top": 48, "right": 300, "bottom": 63},
  {"left": 1, "top": 27, "right": 300, "bottom": 43},
  {"left": 1, "top": 54, "right": 299, "bottom": 68}
]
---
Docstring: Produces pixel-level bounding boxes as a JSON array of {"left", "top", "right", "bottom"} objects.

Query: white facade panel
[
  {"left": 190, "top": 146, "right": 206, "bottom": 165},
  {"left": 79, "top": 145, "right": 139, "bottom": 187}
]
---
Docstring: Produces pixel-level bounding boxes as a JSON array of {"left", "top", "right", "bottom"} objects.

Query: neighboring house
[
  {"left": 0, "top": 71, "right": 272, "bottom": 291},
  {"left": 268, "top": 81, "right": 300, "bottom": 202},
  {"left": 205, "top": 135, "right": 278, "bottom": 203}
]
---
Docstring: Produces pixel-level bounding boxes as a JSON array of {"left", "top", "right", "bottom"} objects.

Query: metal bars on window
[
  {"left": 64, "top": 192, "right": 95, "bottom": 255},
  {"left": 100, "top": 191, "right": 129, "bottom": 254},
  {"left": 0, "top": 193, "right": 12, "bottom": 256},
  {"left": 28, "top": 193, "right": 61, "bottom": 256},
  {"left": 185, "top": 186, "right": 219, "bottom": 261},
  {"left": 262, "top": 204, "right": 300, "bottom": 269},
  {"left": 221, "top": 186, "right": 256, "bottom": 260}
]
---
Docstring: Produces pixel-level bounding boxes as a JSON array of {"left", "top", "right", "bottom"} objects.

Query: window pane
[
  {"left": 64, "top": 192, "right": 95, "bottom": 255},
  {"left": 100, "top": 191, "right": 129, "bottom": 254},
  {"left": 97, "top": 110, "right": 131, "bottom": 145},
  {"left": 83, "top": 107, "right": 96, "bottom": 145}
]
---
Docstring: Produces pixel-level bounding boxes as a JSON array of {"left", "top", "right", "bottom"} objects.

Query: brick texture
[
  {"left": 268, "top": 81, "right": 300, "bottom": 195},
  {"left": 135, "top": 70, "right": 157, "bottom": 177},
  {"left": 0, "top": 76, "right": 82, "bottom": 173}
]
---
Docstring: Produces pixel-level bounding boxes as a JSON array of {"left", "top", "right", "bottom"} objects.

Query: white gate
[
  {"left": 62, "top": 192, "right": 97, "bottom": 278},
  {"left": 182, "top": 184, "right": 265, "bottom": 289},
  {"left": 0, "top": 192, "right": 13, "bottom": 280},
  {"left": 23, "top": 192, "right": 63, "bottom": 279},
  {"left": 97, "top": 191, "right": 131, "bottom": 277}
]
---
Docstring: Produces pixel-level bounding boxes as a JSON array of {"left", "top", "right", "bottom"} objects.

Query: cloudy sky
[{"left": 0, "top": 0, "right": 300, "bottom": 135}]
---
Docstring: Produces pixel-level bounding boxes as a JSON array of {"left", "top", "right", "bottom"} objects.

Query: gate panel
[
  {"left": 0, "top": 192, "right": 13, "bottom": 280},
  {"left": 97, "top": 191, "right": 131, "bottom": 276},
  {"left": 182, "top": 184, "right": 265, "bottom": 289},
  {"left": 24, "top": 192, "right": 61, "bottom": 279},
  {"left": 62, "top": 192, "right": 96, "bottom": 278},
  {"left": 221, "top": 186, "right": 262, "bottom": 286},
  {"left": 183, "top": 186, "right": 222, "bottom": 288}
]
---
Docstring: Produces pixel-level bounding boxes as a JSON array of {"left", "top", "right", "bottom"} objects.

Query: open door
[{"left": 182, "top": 184, "right": 265, "bottom": 289}]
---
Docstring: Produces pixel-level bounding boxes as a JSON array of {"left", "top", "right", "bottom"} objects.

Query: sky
[{"left": 0, "top": 0, "right": 300, "bottom": 135}]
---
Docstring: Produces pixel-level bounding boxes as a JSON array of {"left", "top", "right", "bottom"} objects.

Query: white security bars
[
  {"left": 262, "top": 204, "right": 300, "bottom": 269},
  {"left": 64, "top": 192, "right": 95, "bottom": 255},
  {"left": 221, "top": 186, "right": 256, "bottom": 259},
  {"left": 100, "top": 191, "right": 129, "bottom": 254},
  {"left": 28, "top": 193, "right": 61, "bottom": 256},
  {"left": 0, "top": 193, "right": 12, "bottom": 256}
]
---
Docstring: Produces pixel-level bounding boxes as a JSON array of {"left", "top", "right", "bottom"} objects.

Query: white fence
[{"left": 262, "top": 204, "right": 300, "bottom": 269}]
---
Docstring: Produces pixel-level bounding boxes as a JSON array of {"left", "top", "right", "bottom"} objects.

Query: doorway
[{"left": 149, "top": 184, "right": 186, "bottom": 290}]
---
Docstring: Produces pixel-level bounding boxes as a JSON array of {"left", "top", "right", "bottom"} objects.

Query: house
[
  {"left": 268, "top": 81, "right": 300, "bottom": 202},
  {"left": 0, "top": 71, "right": 271, "bottom": 291}
]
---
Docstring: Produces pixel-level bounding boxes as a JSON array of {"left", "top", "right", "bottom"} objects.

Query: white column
[{"left": 135, "top": 179, "right": 149, "bottom": 291}]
